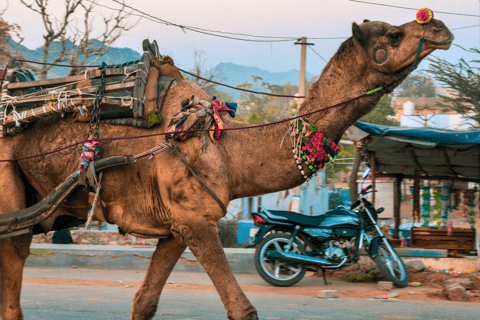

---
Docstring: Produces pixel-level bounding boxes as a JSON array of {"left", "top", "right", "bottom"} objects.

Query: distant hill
[
  {"left": 11, "top": 41, "right": 313, "bottom": 100},
  {"left": 213, "top": 62, "right": 314, "bottom": 99},
  {"left": 11, "top": 40, "right": 141, "bottom": 79}
]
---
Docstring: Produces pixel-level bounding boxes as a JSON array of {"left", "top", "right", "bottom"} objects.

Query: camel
[{"left": 0, "top": 17, "right": 453, "bottom": 320}]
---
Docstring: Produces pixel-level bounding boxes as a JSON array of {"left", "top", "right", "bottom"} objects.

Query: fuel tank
[{"left": 318, "top": 207, "right": 361, "bottom": 228}]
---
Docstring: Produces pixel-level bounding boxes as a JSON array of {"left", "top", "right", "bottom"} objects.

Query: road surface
[{"left": 20, "top": 267, "right": 479, "bottom": 319}]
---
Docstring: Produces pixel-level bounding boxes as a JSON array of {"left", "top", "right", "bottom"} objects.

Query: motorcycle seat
[{"left": 260, "top": 207, "right": 325, "bottom": 227}]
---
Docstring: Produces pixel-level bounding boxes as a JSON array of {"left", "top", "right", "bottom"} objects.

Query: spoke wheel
[
  {"left": 374, "top": 243, "right": 409, "bottom": 288},
  {"left": 254, "top": 233, "right": 306, "bottom": 287}
]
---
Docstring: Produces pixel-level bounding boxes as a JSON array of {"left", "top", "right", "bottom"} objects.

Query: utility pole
[
  {"left": 290, "top": 37, "right": 314, "bottom": 213},
  {"left": 294, "top": 37, "right": 314, "bottom": 104}
]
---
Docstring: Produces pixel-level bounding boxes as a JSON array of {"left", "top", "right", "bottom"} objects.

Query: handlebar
[
  {"left": 359, "top": 185, "right": 377, "bottom": 196},
  {"left": 362, "top": 185, "right": 372, "bottom": 193}
]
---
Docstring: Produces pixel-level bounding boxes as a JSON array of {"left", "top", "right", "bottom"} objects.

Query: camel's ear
[
  {"left": 352, "top": 22, "right": 367, "bottom": 46},
  {"left": 363, "top": 19, "right": 371, "bottom": 23}
]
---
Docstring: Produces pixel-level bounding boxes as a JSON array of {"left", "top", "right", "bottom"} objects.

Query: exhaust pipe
[{"left": 266, "top": 250, "right": 335, "bottom": 267}]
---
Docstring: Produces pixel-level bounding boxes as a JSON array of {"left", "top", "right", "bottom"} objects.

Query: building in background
[{"left": 393, "top": 88, "right": 477, "bottom": 129}]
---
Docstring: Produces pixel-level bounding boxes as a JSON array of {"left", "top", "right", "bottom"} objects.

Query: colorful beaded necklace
[{"left": 290, "top": 119, "right": 342, "bottom": 181}]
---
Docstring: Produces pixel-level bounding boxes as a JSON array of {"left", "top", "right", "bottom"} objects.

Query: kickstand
[{"left": 321, "top": 268, "right": 328, "bottom": 285}]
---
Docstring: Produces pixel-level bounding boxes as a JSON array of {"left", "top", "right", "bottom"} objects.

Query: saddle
[{"left": 0, "top": 39, "right": 182, "bottom": 137}]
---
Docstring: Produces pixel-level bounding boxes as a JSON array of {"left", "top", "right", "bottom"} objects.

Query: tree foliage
[
  {"left": 324, "top": 135, "right": 355, "bottom": 183},
  {"left": 0, "top": 3, "right": 21, "bottom": 65},
  {"left": 360, "top": 95, "right": 398, "bottom": 126},
  {"left": 17, "top": 0, "right": 137, "bottom": 79},
  {"left": 427, "top": 47, "right": 480, "bottom": 126},
  {"left": 394, "top": 71, "right": 435, "bottom": 98},
  {"left": 186, "top": 49, "right": 225, "bottom": 90},
  {"left": 234, "top": 76, "right": 304, "bottom": 124}
]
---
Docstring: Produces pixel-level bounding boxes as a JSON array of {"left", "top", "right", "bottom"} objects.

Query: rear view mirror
[{"left": 362, "top": 167, "right": 371, "bottom": 179}]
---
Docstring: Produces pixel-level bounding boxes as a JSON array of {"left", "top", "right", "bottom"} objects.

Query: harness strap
[{"left": 172, "top": 143, "right": 227, "bottom": 216}]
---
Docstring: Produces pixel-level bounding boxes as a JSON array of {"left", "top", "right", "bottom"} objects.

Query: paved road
[{"left": 20, "top": 267, "right": 480, "bottom": 320}]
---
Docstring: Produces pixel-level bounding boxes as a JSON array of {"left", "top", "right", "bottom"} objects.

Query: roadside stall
[{"left": 347, "top": 121, "right": 480, "bottom": 255}]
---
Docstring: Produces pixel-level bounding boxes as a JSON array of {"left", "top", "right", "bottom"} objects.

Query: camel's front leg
[
  {"left": 131, "top": 235, "right": 187, "bottom": 320},
  {"left": 171, "top": 219, "right": 258, "bottom": 320},
  {"left": 0, "top": 162, "right": 32, "bottom": 320},
  {"left": 0, "top": 235, "right": 32, "bottom": 320}
]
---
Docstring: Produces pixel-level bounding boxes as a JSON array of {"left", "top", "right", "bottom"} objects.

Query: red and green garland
[{"left": 291, "top": 121, "right": 342, "bottom": 180}]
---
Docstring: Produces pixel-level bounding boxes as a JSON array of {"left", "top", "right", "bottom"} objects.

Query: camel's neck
[
  {"left": 297, "top": 47, "right": 383, "bottom": 144},
  {"left": 225, "top": 42, "right": 390, "bottom": 199}
]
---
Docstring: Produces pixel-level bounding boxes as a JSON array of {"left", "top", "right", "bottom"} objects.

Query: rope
[
  {"left": 13, "top": 59, "right": 305, "bottom": 98},
  {"left": 0, "top": 91, "right": 368, "bottom": 162},
  {"left": 173, "top": 142, "right": 227, "bottom": 215},
  {"left": 178, "top": 68, "right": 306, "bottom": 99},
  {"left": 0, "top": 30, "right": 428, "bottom": 162},
  {"left": 14, "top": 60, "right": 99, "bottom": 69}
]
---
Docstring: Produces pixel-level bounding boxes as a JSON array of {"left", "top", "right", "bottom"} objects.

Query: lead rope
[
  {"left": 82, "top": 63, "right": 107, "bottom": 227},
  {"left": 172, "top": 142, "right": 227, "bottom": 216},
  {"left": 85, "top": 171, "right": 103, "bottom": 229}
]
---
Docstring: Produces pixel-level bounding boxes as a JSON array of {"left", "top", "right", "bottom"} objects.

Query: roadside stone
[
  {"left": 444, "top": 278, "right": 474, "bottom": 290},
  {"left": 377, "top": 281, "right": 393, "bottom": 290},
  {"left": 468, "top": 273, "right": 480, "bottom": 290},
  {"left": 404, "top": 260, "right": 425, "bottom": 273},
  {"left": 443, "top": 283, "right": 467, "bottom": 301},
  {"left": 317, "top": 290, "right": 338, "bottom": 298}
]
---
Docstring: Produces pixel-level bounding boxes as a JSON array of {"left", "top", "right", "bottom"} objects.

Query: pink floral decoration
[{"left": 416, "top": 8, "right": 433, "bottom": 24}]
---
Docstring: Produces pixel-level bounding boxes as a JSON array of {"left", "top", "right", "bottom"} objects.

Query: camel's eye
[
  {"left": 386, "top": 31, "right": 403, "bottom": 46},
  {"left": 390, "top": 33, "right": 401, "bottom": 40},
  {"left": 388, "top": 32, "right": 403, "bottom": 41}
]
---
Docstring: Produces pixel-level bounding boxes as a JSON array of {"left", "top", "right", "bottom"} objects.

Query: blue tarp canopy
[{"left": 346, "top": 122, "right": 480, "bottom": 180}]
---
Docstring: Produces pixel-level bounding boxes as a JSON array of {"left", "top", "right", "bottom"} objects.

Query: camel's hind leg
[
  {"left": 131, "top": 236, "right": 187, "bottom": 320},
  {"left": 0, "top": 162, "right": 32, "bottom": 320},
  {"left": 172, "top": 219, "right": 258, "bottom": 320}
]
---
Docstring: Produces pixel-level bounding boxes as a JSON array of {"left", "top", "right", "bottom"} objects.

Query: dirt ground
[
  {"left": 23, "top": 268, "right": 480, "bottom": 303},
  {"left": 321, "top": 266, "right": 480, "bottom": 303}
]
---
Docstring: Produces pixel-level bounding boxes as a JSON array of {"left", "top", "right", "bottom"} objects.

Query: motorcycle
[{"left": 250, "top": 166, "right": 408, "bottom": 287}]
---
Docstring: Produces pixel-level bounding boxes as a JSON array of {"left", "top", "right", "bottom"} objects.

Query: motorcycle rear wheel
[
  {"left": 254, "top": 233, "right": 307, "bottom": 287},
  {"left": 374, "top": 243, "right": 409, "bottom": 288}
]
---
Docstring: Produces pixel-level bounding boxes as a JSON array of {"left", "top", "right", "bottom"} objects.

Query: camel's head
[{"left": 351, "top": 17, "right": 453, "bottom": 74}]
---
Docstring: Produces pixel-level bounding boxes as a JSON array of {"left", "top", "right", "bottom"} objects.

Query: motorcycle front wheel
[
  {"left": 374, "top": 243, "right": 409, "bottom": 288},
  {"left": 254, "top": 233, "right": 307, "bottom": 287}
]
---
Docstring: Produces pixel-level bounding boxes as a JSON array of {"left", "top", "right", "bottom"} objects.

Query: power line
[
  {"left": 108, "top": 0, "right": 293, "bottom": 42},
  {"left": 349, "top": 0, "right": 480, "bottom": 17},
  {"left": 308, "top": 46, "right": 328, "bottom": 64},
  {"left": 106, "top": 0, "right": 348, "bottom": 42},
  {"left": 451, "top": 24, "right": 480, "bottom": 30}
]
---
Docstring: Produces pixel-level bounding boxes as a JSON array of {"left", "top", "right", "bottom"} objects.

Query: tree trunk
[
  {"left": 349, "top": 146, "right": 361, "bottom": 204},
  {"left": 393, "top": 174, "right": 403, "bottom": 239}
]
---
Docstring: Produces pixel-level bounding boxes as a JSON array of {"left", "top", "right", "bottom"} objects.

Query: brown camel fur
[{"left": 0, "top": 18, "right": 453, "bottom": 320}]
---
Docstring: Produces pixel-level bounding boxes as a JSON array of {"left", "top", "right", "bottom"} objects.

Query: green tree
[
  {"left": 235, "top": 76, "right": 286, "bottom": 124},
  {"left": 360, "top": 95, "right": 398, "bottom": 126},
  {"left": 394, "top": 71, "right": 436, "bottom": 98},
  {"left": 427, "top": 47, "right": 480, "bottom": 126},
  {"left": 324, "top": 135, "right": 355, "bottom": 183}
]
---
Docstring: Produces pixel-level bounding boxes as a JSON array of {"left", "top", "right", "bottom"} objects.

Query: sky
[{"left": 4, "top": 0, "right": 480, "bottom": 79}]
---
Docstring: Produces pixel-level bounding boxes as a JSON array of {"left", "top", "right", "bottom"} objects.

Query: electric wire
[
  {"left": 349, "top": 0, "right": 480, "bottom": 18},
  {"left": 308, "top": 47, "right": 328, "bottom": 64},
  {"left": 109, "top": 0, "right": 295, "bottom": 42},
  {"left": 103, "top": 0, "right": 476, "bottom": 44},
  {"left": 108, "top": 0, "right": 348, "bottom": 41}
]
